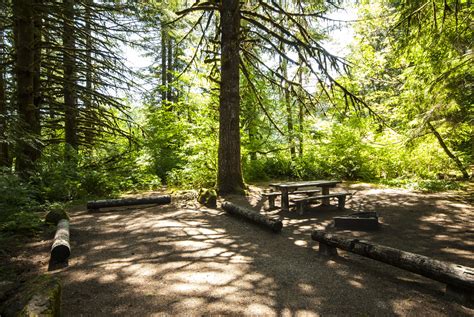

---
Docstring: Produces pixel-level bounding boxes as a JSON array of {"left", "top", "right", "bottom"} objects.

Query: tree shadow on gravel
[{"left": 57, "top": 186, "right": 473, "bottom": 316}]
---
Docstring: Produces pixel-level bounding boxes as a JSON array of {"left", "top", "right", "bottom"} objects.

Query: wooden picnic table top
[{"left": 269, "top": 180, "right": 341, "bottom": 189}]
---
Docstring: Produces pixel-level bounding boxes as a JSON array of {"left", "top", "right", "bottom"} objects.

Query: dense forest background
[{"left": 0, "top": 0, "right": 472, "bottom": 233}]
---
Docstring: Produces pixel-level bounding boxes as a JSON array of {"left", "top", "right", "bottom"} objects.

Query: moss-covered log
[
  {"left": 0, "top": 275, "right": 61, "bottom": 316},
  {"left": 87, "top": 195, "right": 171, "bottom": 211},
  {"left": 221, "top": 201, "right": 282, "bottom": 233},
  {"left": 45, "top": 209, "right": 69, "bottom": 225},
  {"left": 311, "top": 230, "right": 474, "bottom": 302},
  {"left": 51, "top": 219, "right": 70, "bottom": 263}
]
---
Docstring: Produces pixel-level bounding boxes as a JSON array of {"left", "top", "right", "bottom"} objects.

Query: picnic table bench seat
[
  {"left": 262, "top": 192, "right": 281, "bottom": 209},
  {"left": 291, "top": 192, "right": 353, "bottom": 214},
  {"left": 262, "top": 189, "right": 322, "bottom": 209}
]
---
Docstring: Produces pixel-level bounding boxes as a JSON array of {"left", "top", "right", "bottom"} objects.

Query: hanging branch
[{"left": 240, "top": 59, "right": 285, "bottom": 136}]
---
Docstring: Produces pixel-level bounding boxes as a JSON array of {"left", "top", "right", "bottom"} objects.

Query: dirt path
[{"left": 54, "top": 184, "right": 473, "bottom": 316}]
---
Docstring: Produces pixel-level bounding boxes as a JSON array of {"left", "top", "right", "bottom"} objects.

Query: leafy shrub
[
  {"left": 0, "top": 169, "right": 39, "bottom": 213},
  {"left": 0, "top": 211, "right": 43, "bottom": 235}
]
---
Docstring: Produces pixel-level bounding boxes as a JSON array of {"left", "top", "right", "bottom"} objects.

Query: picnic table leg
[
  {"left": 281, "top": 188, "right": 289, "bottom": 211},
  {"left": 321, "top": 186, "right": 330, "bottom": 205}
]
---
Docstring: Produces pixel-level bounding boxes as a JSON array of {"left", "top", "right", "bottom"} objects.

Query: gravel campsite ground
[{"left": 4, "top": 183, "right": 474, "bottom": 316}]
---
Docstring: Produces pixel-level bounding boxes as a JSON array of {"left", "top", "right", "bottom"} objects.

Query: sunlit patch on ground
[{"left": 57, "top": 185, "right": 474, "bottom": 316}]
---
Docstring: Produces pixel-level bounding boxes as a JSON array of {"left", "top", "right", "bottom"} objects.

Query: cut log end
[
  {"left": 51, "top": 245, "right": 70, "bottom": 263},
  {"left": 50, "top": 219, "right": 70, "bottom": 263}
]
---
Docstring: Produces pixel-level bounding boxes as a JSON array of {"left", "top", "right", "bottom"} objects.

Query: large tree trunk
[
  {"left": 33, "top": 0, "right": 42, "bottom": 144},
  {"left": 63, "top": 0, "right": 78, "bottom": 152},
  {"left": 13, "top": 0, "right": 41, "bottom": 176},
  {"left": 427, "top": 121, "right": 469, "bottom": 179},
  {"left": 217, "top": 0, "right": 245, "bottom": 194},
  {"left": 0, "top": 29, "right": 9, "bottom": 167}
]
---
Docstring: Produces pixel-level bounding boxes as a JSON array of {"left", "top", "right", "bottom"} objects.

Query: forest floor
[{"left": 2, "top": 182, "right": 474, "bottom": 316}]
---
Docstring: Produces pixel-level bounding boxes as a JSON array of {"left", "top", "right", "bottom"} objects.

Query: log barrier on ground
[
  {"left": 222, "top": 201, "right": 283, "bottom": 233},
  {"left": 311, "top": 230, "right": 474, "bottom": 305}
]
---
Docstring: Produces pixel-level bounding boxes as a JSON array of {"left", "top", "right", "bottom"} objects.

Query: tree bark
[
  {"left": 13, "top": 0, "right": 41, "bottom": 176},
  {"left": 311, "top": 231, "right": 474, "bottom": 292},
  {"left": 427, "top": 121, "right": 469, "bottom": 179},
  {"left": 166, "top": 34, "right": 173, "bottom": 103},
  {"left": 222, "top": 201, "right": 283, "bottom": 233},
  {"left": 0, "top": 29, "right": 9, "bottom": 167},
  {"left": 33, "top": 0, "right": 42, "bottom": 144},
  {"left": 87, "top": 195, "right": 171, "bottom": 211},
  {"left": 63, "top": 0, "right": 78, "bottom": 152},
  {"left": 217, "top": 0, "right": 245, "bottom": 194}
]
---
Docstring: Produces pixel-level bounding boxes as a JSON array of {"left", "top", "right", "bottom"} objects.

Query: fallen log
[
  {"left": 222, "top": 201, "right": 282, "bottom": 233},
  {"left": 87, "top": 195, "right": 171, "bottom": 212},
  {"left": 311, "top": 230, "right": 474, "bottom": 304},
  {"left": 51, "top": 219, "right": 70, "bottom": 263}
]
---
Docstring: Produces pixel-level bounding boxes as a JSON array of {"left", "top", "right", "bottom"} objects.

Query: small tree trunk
[
  {"left": 161, "top": 24, "right": 167, "bottom": 105},
  {"left": 279, "top": 38, "right": 295, "bottom": 159},
  {"left": 83, "top": 0, "right": 95, "bottom": 146},
  {"left": 166, "top": 35, "right": 173, "bottom": 103},
  {"left": 63, "top": 0, "right": 78, "bottom": 153},
  {"left": 427, "top": 121, "right": 469, "bottom": 179},
  {"left": 217, "top": 0, "right": 245, "bottom": 194},
  {"left": 297, "top": 66, "right": 304, "bottom": 157}
]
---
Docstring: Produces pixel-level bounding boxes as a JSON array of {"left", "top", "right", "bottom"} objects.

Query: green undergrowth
[{"left": 377, "top": 178, "right": 468, "bottom": 192}]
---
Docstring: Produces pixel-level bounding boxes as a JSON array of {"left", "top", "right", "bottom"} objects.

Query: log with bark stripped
[
  {"left": 87, "top": 195, "right": 171, "bottom": 212},
  {"left": 311, "top": 230, "right": 474, "bottom": 304},
  {"left": 222, "top": 201, "right": 282, "bottom": 233},
  {"left": 51, "top": 219, "right": 70, "bottom": 262}
]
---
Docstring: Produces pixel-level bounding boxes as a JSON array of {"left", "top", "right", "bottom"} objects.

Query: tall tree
[
  {"left": 13, "top": 0, "right": 41, "bottom": 176},
  {"left": 352, "top": 0, "right": 472, "bottom": 178},
  {"left": 63, "top": 0, "right": 78, "bottom": 152},
  {"left": 0, "top": 28, "right": 9, "bottom": 167},
  {"left": 217, "top": 0, "right": 245, "bottom": 193},
  {"left": 173, "top": 0, "right": 361, "bottom": 194}
]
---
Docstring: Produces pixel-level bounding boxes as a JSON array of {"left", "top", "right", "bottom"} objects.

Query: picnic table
[{"left": 269, "top": 180, "right": 341, "bottom": 211}]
